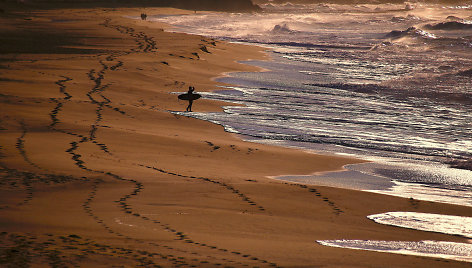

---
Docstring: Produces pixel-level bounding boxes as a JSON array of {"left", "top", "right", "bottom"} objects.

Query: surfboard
[{"left": 178, "top": 93, "right": 201, "bottom": 101}]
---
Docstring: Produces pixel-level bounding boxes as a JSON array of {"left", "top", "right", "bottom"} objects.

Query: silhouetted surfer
[
  {"left": 178, "top": 86, "right": 201, "bottom": 112},
  {"left": 186, "top": 86, "right": 195, "bottom": 112}
]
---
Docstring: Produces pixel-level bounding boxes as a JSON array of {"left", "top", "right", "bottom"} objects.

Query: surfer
[
  {"left": 186, "top": 86, "right": 195, "bottom": 112},
  {"left": 178, "top": 86, "right": 201, "bottom": 112}
]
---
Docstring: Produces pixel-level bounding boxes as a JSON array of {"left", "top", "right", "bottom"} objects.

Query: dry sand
[{"left": 1, "top": 6, "right": 471, "bottom": 267}]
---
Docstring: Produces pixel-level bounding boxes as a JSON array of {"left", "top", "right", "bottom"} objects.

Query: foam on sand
[
  {"left": 317, "top": 240, "right": 472, "bottom": 263},
  {"left": 318, "top": 211, "right": 472, "bottom": 262},
  {"left": 368, "top": 212, "right": 472, "bottom": 238}
]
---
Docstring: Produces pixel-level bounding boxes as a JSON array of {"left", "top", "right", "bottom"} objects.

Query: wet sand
[{"left": 1, "top": 6, "right": 471, "bottom": 267}]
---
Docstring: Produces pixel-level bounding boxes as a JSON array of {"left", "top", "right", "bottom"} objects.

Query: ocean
[{"left": 141, "top": 3, "right": 472, "bottom": 260}]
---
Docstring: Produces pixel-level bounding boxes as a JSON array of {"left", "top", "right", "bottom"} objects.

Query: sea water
[
  {"left": 150, "top": 2, "right": 472, "bottom": 206},
  {"left": 145, "top": 2, "right": 472, "bottom": 261}
]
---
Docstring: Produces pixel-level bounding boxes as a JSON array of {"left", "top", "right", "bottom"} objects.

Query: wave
[
  {"left": 390, "top": 14, "right": 421, "bottom": 23},
  {"left": 309, "top": 81, "right": 472, "bottom": 105},
  {"left": 382, "top": 26, "right": 472, "bottom": 49},
  {"left": 424, "top": 21, "right": 472, "bottom": 30},
  {"left": 446, "top": 15, "right": 463, "bottom": 21},
  {"left": 457, "top": 68, "right": 472, "bottom": 77},
  {"left": 385, "top": 27, "right": 437, "bottom": 39},
  {"left": 309, "top": 83, "right": 390, "bottom": 94},
  {"left": 259, "top": 2, "right": 420, "bottom": 14},
  {"left": 266, "top": 42, "right": 371, "bottom": 50},
  {"left": 448, "top": 159, "right": 472, "bottom": 171},
  {"left": 270, "top": 23, "right": 294, "bottom": 34}
]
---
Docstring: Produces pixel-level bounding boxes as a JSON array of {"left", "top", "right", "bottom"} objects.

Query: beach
[{"left": 1, "top": 5, "right": 471, "bottom": 267}]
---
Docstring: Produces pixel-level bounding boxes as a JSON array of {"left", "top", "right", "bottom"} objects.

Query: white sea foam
[
  {"left": 368, "top": 212, "right": 472, "bottom": 238},
  {"left": 317, "top": 240, "right": 472, "bottom": 262},
  {"left": 317, "top": 208, "right": 472, "bottom": 262},
  {"left": 367, "top": 180, "right": 472, "bottom": 207}
]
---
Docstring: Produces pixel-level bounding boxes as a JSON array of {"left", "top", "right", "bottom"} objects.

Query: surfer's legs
[{"left": 186, "top": 100, "right": 193, "bottom": 112}]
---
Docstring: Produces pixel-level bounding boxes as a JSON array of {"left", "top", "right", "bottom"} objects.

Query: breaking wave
[
  {"left": 424, "top": 21, "right": 472, "bottom": 30},
  {"left": 385, "top": 27, "right": 437, "bottom": 39},
  {"left": 270, "top": 23, "right": 294, "bottom": 34}
]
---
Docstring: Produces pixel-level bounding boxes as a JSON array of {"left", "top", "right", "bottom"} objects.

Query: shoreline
[
  {"left": 1, "top": 6, "right": 472, "bottom": 267},
  {"left": 174, "top": 32, "right": 472, "bottom": 209}
]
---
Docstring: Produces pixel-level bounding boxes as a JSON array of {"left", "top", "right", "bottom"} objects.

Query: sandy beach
[{"left": 1, "top": 5, "right": 471, "bottom": 267}]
